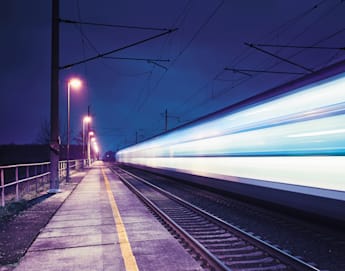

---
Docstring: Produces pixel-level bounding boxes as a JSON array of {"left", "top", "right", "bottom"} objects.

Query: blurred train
[{"left": 116, "top": 60, "right": 345, "bottom": 223}]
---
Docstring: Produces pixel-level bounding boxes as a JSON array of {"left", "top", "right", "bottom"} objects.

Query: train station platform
[{"left": 14, "top": 161, "right": 202, "bottom": 271}]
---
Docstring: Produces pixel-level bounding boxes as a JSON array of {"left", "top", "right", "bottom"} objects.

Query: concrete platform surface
[{"left": 14, "top": 161, "right": 203, "bottom": 271}]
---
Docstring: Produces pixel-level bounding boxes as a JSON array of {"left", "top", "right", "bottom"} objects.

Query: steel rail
[
  {"left": 116, "top": 167, "right": 321, "bottom": 271},
  {"left": 111, "top": 167, "right": 231, "bottom": 271}
]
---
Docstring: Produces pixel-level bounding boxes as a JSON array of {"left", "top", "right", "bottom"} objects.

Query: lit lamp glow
[
  {"left": 82, "top": 116, "right": 92, "bottom": 164},
  {"left": 87, "top": 131, "right": 94, "bottom": 165},
  {"left": 93, "top": 141, "right": 100, "bottom": 160},
  {"left": 66, "top": 77, "right": 83, "bottom": 181}
]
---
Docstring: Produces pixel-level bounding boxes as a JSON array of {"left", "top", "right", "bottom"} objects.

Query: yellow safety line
[{"left": 102, "top": 168, "right": 139, "bottom": 271}]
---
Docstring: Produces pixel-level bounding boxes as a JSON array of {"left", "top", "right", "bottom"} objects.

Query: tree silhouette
[{"left": 35, "top": 119, "right": 67, "bottom": 144}]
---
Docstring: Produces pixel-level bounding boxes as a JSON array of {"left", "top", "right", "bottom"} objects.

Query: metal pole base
[{"left": 48, "top": 188, "right": 62, "bottom": 194}]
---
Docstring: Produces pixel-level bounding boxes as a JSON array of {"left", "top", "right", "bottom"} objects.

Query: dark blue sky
[{"left": 1, "top": 0, "right": 344, "bottom": 153}]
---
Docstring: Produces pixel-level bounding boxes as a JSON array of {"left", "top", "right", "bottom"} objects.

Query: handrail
[
  {"left": 1, "top": 159, "right": 88, "bottom": 207},
  {"left": 2, "top": 172, "right": 51, "bottom": 189},
  {"left": 0, "top": 161, "right": 50, "bottom": 170}
]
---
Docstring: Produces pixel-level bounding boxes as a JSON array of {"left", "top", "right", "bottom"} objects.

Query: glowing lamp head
[
  {"left": 83, "top": 116, "right": 91, "bottom": 123},
  {"left": 89, "top": 131, "right": 94, "bottom": 136},
  {"left": 68, "top": 78, "right": 82, "bottom": 89},
  {"left": 92, "top": 141, "right": 100, "bottom": 154}
]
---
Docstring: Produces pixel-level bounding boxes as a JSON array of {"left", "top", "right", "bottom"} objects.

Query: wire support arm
[
  {"left": 147, "top": 61, "right": 168, "bottom": 70},
  {"left": 60, "top": 28, "right": 178, "bottom": 70},
  {"left": 224, "top": 67, "right": 306, "bottom": 75},
  {"left": 252, "top": 43, "right": 345, "bottom": 51},
  {"left": 103, "top": 56, "right": 170, "bottom": 62},
  {"left": 244, "top": 42, "right": 314, "bottom": 73},
  {"left": 59, "top": 18, "right": 170, "bottom": 31}
]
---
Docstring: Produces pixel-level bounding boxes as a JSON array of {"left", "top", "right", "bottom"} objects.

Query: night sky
[{"left": 1, "top": 0, "right": 344, "bottom": 154}]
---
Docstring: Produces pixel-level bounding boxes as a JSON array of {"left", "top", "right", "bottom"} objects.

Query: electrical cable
[
  {"left": 171, "top": 1, "right": 338, "bottom": 124},
  {"left": 134, "top": 0, "right": 193, "bottom": 113},
  {"left": 137, "top": 0, "right": 224, "bottom": 122},
  {"left": 172, "top": 0, "right": 225, "bottom": 64},
  {"left": 60, "top": 18, "right": 170, "bottom": 31}
]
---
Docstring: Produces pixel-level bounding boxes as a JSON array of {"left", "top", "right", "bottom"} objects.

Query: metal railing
[{"left": 0, "top": 159, "right": 88, "bottom": 207}]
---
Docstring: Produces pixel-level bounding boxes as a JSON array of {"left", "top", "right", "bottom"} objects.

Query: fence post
[
  {"left": 26, "top": 166, "right": 30, "bottom": 195},
  {"left": 59, "top": 162, "right": 62, "bottom": 182},
  {"left": 16, "top": 167, "right": 19, "bottom": 201},
  {"left": 35, "top": 166, "right": 38, "bottom": 194},
  {"left": 1, "top": 169, "right": 4, "bottom": 207}
]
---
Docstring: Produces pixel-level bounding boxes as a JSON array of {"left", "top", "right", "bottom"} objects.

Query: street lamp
[
  {"left": 91, "top": 137, "right": 97, "bottom": 161},
  {"left": 87, "top": 131, "right": 94, "bottom": 166},
  {"left": 66, "top": 77, "right": 82, "bottom": 182},
  {"left": 92, "top": 141, "right": 100, "bottom": 160},
  {"left": 82, "top": 116, "right": 91, "bottom": 164}
]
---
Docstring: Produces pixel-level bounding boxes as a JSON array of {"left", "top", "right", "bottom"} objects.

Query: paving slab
[
  {"left": 15, "top": 245, "right": 124, "bottom": 271},
  {"left": 13, "top": 162, "right": 204, "bottom": 271},
  {"left": 0, "top": 171, "right": 87, "bottom": 269}
]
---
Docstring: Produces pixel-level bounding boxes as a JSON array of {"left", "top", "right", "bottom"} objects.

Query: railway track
[{"left": 112, "top": 166, "right": 320, "bottom": 271}]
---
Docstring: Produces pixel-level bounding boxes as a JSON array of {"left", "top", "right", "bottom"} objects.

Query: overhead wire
[
  {"left": 172, "top": 2, "right": 325, "bottom": 118},
  {"left": 76, "top": 0, "right": 88, "bottom": 76},
  {"left": 137, "top": 0, "right": 225, "bottom": 120},
  {"left": 287, "top": 0, "right": 342, "bottom": 45},
  {"left": 223, "top": 0, "right": 327, "bottom": 78},
  {"left": 66, "top": 3, "right": 176, "bottom": 78},
  {"left": 72, "top": 1, "right": 344, "bottom": 145},
  {"left": 171, "top": 0, "right": 225, "bottom": 66},
  {"left": 172, "top": 0, "right": 341, "bottom": 122},
  {"left": 226, "top": 0, "right": 326, "bottom": 71},
  {"left": 131, "top": 0, "right": 196, "bottom": 141},
  {"left": 60, "top": 18, "right": 170, "bottom": 31},
  {"left": 135, "top": 0, "right": 193, "bottom": 112},
  {"left": 71, "top": 1, "right": 174, "bottom": 146}
]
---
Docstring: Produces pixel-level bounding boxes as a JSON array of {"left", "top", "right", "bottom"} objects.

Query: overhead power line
[
  {"left": 138, "top": 0, "right": 225, "bottom": 112},
  {"left": 59, "top": 18, "right": 170, "bottom": 31},
  {"left": 148, "top": 61, "right": 168, "bottom": 71},
  {"left": 252, "top": 43, "right": 345, "bottom": 50},
  {"left": 244, "top": 42, "right": 314, "bottom": 73},
  {"left": 174, "top": 0, "right": 225, "bottom": 61},
  {"left": 103, "top": 56, "right": 169, "bottom": 70},
  {"left": 224, "top": 67, "right": 306, "bottom": 75},
  {"left": 224, "top": 68, "right": 252, "bottom": 77},
  {"left": 103, "top": 56, "right": 170, "bottom": 62},
  {"left": 60, "top": 28, "right": 178, "bottom": 69},
  {"left": 172, "top": 1, "right": 335, "bottom": 124}
]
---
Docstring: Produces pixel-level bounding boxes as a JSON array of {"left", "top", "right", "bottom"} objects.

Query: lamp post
[
  {"left": 92, "top": 140, "right": 99, "bottom": 160},
  {"left": 82, "top": 116, "right": 91, "bottom": 165},
  {"left": 87, "top": 131, "right": 94, "bottom": 166},
  {"left": 92, "top": 140, "right": 100, "bottom": 160},
  {"left": 91, "top": 137, "right": 96, "bottom": 161},
  {"left": 48, "top": 0, "right": 60, "bottom": 193},
  {"left": 66, "top": 78, "right": 82, "bottom": 182}
]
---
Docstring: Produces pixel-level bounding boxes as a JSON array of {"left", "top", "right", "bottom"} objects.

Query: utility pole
[
  {"left": 165, "top": 109, "right": 168, "bottom": 132},
  {"left": 88, "top": 105, "right": 91, "bottom": 132},
  {"left": 162, "top": 109, "right": 179, "bottom": 132},
  {"left": 49, "top": 0, "right": 60, "bottom": 193},
  {"left": 135, "top": 131, "right": 138, "bottom": 144}
]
